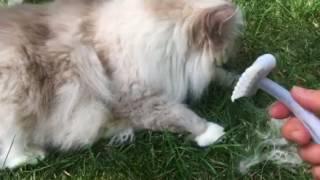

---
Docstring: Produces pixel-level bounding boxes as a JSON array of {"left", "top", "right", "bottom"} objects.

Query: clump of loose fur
[{"left": 239, "top": 118, "right": 303, "bottom": 174}]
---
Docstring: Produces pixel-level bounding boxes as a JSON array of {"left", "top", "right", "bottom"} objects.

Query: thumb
[{"left": 291, "top": 86, "right": 320, "bottom": 115}]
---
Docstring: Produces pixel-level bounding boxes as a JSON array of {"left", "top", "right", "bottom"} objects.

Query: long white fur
[
  {"left": 95, "top": 0, "right": 240, "bottom": 101},
  {"left": 70, "top": 44, "right": 113, "bottom": 105}
]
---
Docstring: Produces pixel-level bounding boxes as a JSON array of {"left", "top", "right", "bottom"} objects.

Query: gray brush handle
[{"left": 258, "top": 78, "right": 320, "bottom": 144}]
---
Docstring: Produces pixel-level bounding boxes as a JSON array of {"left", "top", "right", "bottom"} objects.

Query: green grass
[{"left": 1, "top": 0, "right": 320, "bottom": 179}]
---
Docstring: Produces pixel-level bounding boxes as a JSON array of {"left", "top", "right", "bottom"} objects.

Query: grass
[{"left": 0, "top": 0, "right": 320, "bottom": 179}]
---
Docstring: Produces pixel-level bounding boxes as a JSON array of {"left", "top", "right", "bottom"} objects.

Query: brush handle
[{"left": 258, "top": 78, "right": 320, "bottom": 144}]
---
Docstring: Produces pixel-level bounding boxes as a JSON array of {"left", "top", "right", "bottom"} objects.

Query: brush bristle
[
  {"left": 231, "top": 67, "right": 260, "bottom": 101},
  {"left": 231, "top": 54, "right": 276, "bottom": 102}
]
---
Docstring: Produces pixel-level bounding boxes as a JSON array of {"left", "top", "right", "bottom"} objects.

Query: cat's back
[
  {"left": 0, "top": 0, "right": 97, "bottom": 73},
  {"left": 0, "top": 4, "right": 50, "bottom": 48},
  {"left": 0, "top": 1, "right": 93, "bottom": 103}
]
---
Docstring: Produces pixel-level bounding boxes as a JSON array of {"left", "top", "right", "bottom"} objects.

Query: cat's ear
[{"left": 190, "top": 4, "right": 238, "bottom": 49}]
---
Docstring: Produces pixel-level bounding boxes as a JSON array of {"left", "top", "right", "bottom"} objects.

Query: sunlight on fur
[{"left": 7, "top": 0, "right": 23, "bottom": 6}]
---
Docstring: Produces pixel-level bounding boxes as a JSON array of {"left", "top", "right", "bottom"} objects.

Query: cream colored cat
[{"left": 0, "top": 0, "right": 242, "bottom": 169}]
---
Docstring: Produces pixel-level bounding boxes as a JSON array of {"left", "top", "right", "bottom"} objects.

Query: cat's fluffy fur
[{"left": 0, "top": 0, "right": 242, "bottom": 169}]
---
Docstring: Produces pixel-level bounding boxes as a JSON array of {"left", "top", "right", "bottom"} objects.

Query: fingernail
[
  {"left": 292, "top": 86, "right": 317, "bottom": 96},
  {"left": 291, "top": 86, "right": 312, "bottom": 101},
  {"left": 292, "top": 86, "right": 307, "bottom": 94}
]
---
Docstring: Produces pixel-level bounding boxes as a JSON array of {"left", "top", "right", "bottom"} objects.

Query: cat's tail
[{"left": 70, "top": 44, "right": 113, "bottom": 105}]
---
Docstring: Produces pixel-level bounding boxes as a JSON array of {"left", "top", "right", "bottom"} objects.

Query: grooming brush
[{"left": 231, "top": 54, "right": 320, "bottom": 144}]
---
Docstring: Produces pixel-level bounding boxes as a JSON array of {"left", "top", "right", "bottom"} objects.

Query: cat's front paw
[
  {"left": 108, "top": 128, "right": 135, "bottom": 145},
  {"left": 195, "top": 122, "right": 225, "bottom": 147}
]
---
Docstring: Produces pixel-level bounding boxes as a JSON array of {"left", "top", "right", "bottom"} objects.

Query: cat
[{"left": 0, "top": 0, "right": 243, "bottom": 169}]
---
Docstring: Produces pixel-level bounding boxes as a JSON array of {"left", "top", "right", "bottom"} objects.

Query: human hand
[{"left": 269, "top": 86, "right": 320, "bottom": 179}]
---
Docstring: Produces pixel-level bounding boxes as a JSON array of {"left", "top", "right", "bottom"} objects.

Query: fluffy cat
[{"left": 0, "top": 0, "right": 242, "bottom": 169}]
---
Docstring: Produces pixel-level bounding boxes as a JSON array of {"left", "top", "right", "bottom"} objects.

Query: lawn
[{"left": 0, "top": 0, "right": 319, "bottom": 179}]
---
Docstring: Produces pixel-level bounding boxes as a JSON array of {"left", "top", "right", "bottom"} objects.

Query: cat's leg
[
  {"left": 39, "top": 79, "right": 113, "bottom": 150},
  {"left": 43, "top": 43, "right": 114, "bottom": 150},
  {"left": 139, "top": 101, "right": 225, "bottom": 147},
  {"left": 114, "top": 92, "right": 225, "bottom": 147},
  {"left": 0, "top": 53, "right": 46, "bottom": 169},
  {"left": 0, "top": 105, "right": 45, "bottom": 169}
]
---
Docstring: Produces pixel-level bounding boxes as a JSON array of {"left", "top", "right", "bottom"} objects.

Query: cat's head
[
  {"left": 144, "top": 0, "right": 243, "bottom": 65},
  {"left": 94, "top": 0, "right": 243, "bottom": 99}
]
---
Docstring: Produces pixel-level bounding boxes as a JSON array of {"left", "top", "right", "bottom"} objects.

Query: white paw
[
  {"left": 1, "top": 149, "right": 45, "bottom": 169},
  {"left": 108, "top": 128, "right": 135, "bottom": 145},
  {"left": 195, "top": 122, "right": 225, "bottom": 147}
]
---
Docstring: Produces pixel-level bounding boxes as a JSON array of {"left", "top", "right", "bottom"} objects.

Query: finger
[
  {"left": 281, "top": 117, "right": 311, "bottom": 145},
  {"left": 312, "top": 166, "right": 320, "bottom": 180},
  {"left": 269, "top": 101, "right": 291, "bottom": 119},
  {"left": 298, "top": 144, "right": 320, "bottom": 165},
  {"left": 291, "top": 86, "right": 320, "bottom": 115}
]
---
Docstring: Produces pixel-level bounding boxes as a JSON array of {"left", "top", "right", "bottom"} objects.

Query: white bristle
[
  {"left": 231, "top": 54, "right": 276, "bottom": 102},
  {"left": 231, "top": 67, "right": 260, "bottom": 101}
]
